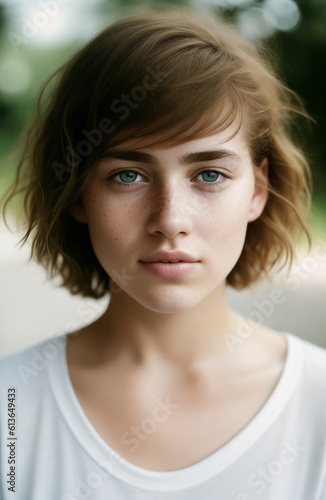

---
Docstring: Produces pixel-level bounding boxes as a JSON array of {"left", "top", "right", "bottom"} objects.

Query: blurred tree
[
  {"left": 269, "top": 0, "right": 326, "bottom": 189},
  {"left": 0, "top": 4, "right": 11, "bottom": 142}
]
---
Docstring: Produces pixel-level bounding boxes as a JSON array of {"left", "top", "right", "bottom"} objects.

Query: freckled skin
[{"left": 71, "top": 126, "right": 268, "bottom": 314}]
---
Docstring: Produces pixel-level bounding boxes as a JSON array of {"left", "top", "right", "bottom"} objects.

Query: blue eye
[
  {"left": 114, "top": 170, "right": 142, "bottom": 183},
  {"left": 198, "top": 170, "right": 221, "bottom": 183}
]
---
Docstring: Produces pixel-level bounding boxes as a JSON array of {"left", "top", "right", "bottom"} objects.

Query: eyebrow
[{"left": 101, "top": 149, "right": 240, "bottom": 167}]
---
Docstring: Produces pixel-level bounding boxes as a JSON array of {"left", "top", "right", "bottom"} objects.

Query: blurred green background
[{"left": 0, "top": 0, "right": 325, "bottom": 240}]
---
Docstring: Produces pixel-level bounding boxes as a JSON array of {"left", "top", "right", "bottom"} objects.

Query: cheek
[
  {"left": 196, "top": 187, "right": 254, "bottom": 273},
  {"left": 205, "top": 210, "right": 248, "bottom": 256},
  {"left": 84, "top": 195, "right": 142, "bottom": 264},
  {"left": 199, "top": 186, "right": 254, "bottom": 239}
]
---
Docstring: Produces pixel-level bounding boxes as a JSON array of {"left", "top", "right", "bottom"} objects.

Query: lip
[
  {"left": 139, "top": 251, "right": 200, "bottom": 278},
  {"left": 140, "top": 262, "right": 199, "bottom": 278},
  {"left": 140, "top": 250, "right": 199, "bottom": 264}
]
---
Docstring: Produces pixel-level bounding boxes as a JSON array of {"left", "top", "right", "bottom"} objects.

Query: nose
[{"left": 146, "top": 185, "right": 194, "bottom": 239}]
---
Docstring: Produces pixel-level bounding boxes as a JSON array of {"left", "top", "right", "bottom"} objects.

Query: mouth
[
  {"left": 154, "top": 259, "right": 185, "bottom": 263},
  {"left": 140, "top": 251, "right": 199, "bottom": 265},
  {"left": 139, "top": 250, "right": 200, "bottom": 278},
  {"left": 139, "top": 259, "right": 199, "bottom": 279}
]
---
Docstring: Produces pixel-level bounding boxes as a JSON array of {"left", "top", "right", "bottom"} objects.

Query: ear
[
  {"left": 248, "top": 158, "right": 269, "bottom": 223},
  {"left": 70, "top": 199, "right": 88, "bottom": 224}
]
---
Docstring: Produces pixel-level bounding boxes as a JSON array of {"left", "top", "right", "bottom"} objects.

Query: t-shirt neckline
[{"left": 48, "top": 331, "right": 303, "bottom": 492}]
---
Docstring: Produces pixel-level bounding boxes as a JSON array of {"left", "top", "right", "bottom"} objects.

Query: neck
[{"left": 91, "top": 284, "right": 240, "bottom": 371}]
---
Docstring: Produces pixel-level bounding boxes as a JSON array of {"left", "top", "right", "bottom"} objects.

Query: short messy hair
[{"left": 2, "top": 5, "right": 312, "bottom": 298}]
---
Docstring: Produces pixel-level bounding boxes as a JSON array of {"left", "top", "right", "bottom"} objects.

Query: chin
[
  {"left": 141, "top": 302, "right": 199, "bottom": 315},
  {"left": 144, "top": 302, "right": 197, "bottom": 315},
  {"left": 130, "top": 286, "right": 209, "bottom": 315}
]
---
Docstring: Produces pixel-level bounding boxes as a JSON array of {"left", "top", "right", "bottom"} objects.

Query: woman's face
[{"left": 71, "top": 126, "right": 268, "bottom": 313}]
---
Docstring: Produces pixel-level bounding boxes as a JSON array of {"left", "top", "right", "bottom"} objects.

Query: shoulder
[
  {"left": 289, "top": 332, "right": 326, "bottom": 367},
  {"left": 257, "top": 327, "right": 326, "bottom": 377},
  {"left": 286, "top": 332, "right": 326, "bottom": 393},
  {"left": 0, "top": 334, "right": 67, "bottom": 389}
]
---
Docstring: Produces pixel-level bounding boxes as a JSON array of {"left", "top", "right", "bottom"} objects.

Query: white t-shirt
[{"left": 0, "top": 331, "right": 326, "bottom": 500}]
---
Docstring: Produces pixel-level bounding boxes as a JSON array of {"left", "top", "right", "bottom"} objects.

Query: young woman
[{"left": 1, "top": 6, "right": 325, "bottom": 499}]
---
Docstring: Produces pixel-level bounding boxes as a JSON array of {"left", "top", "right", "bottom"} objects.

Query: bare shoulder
[
  {"left": 252, "top": 323, "right": 288, "bottom": 360},
  {"left": 227, "top": 312, "right": 288, "bottom": 373}
]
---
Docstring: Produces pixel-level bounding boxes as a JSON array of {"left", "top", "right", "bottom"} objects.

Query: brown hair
[{"left": 2, "top": 5, "right": 312, "bottom": 298}]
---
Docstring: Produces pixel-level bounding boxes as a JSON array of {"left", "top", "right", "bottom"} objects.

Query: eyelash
[{"left": 107, "top": 169, "right": 229, "bottom": 188}]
